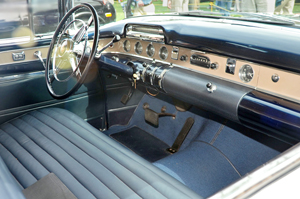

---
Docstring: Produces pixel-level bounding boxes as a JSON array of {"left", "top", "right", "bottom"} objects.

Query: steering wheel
[{"left": 45, "top": 3, "right": 99, "bottom": 99}]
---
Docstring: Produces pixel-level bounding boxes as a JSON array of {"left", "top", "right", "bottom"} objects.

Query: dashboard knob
[
  {"left": 206, "top": 82, "right": 216, "bottom": 93},
  {"left": 180, "top": 55, "right": 188, "bottom": 62},
  {"left": 272, "top": 74, "right": 280, "bottom": 83},
  {"left": 211, "top": 62, "right": 218, "bottom": 70},
  {"left": 112, "top": 56, "right": 119, "bottom": 62}
]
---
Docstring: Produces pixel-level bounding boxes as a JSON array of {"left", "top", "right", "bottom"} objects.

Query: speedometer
[{"left": 134, "top": 42, "right": 143, "bottom": 55}]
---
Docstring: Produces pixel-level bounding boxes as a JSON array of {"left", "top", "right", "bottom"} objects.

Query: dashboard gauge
[
  {"left": 159, "top": 46, "right": 168, "bottom": 60},
  {"left": 239, "top": 64, "right": 254, "bottom": 83},
  {"left": 146, "top": 43, "right": 155, "bottom": 57},
  {"left": 134, "top": 41, "right": 143, "bottom": 54},
  {"left": 123, "top": 40, "right": 131, "bottom": 52}
]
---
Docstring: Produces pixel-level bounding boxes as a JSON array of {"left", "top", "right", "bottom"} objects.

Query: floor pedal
[{"left": 167, "top": 117, "right": 194, "bottom": 153}]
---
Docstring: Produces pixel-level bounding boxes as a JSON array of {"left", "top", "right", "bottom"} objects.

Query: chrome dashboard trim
[
  {"left": 159, "top": 69, "right": 168, "bottom": 89},
  {"left": 126, "top": 25, "right": 165, "bottom": 43},
  {"left": 126, "top": 25, "right": 164, "bottom": 35},
  {"left": 141, "top": 64, "right": 150, "bottom": 82},
  {"left": 150, "top": 67, "right": 159, "bottom": 86},
  {"left": 127, "top": 32, "right": 164, "bottom": 43}
]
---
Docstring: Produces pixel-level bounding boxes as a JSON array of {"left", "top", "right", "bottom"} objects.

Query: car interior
[{"left": 1, "top": 1, "right": 300, "bottom": 199}]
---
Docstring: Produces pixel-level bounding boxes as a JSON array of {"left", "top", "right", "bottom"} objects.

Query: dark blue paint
[{"left": 238, "top": 91, "right": 300, "bottom": 143}]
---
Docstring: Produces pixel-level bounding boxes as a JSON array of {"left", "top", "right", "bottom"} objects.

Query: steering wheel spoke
[
  {"left": 69, "top": 54, "right": 82, "bottom": 78},
  {"left": 45, "top": 3, "right": 99, "bottom": 99},
  {"left": 53, "top": 59, "right": 63, "bottom": 76},
  {"left": 72, "top": 24, "right": 88, "bottom": 43},
  {"left": 87, "top": 15, "right": 94, "bottom": 27}
]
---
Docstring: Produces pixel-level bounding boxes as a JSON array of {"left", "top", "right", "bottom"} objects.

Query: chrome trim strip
[
  {"left": 126, "top": 25, "right": 165, "bottom": 43},
  {"left": 127, "top": 25, "right": 164, "bottom": 34},
  {"left": 159, "top": 69, "right": 168, "bottom": 89},
  {"left": 108, "top": 105, "right": 137, "bottom": 112},
  {"left": 0, "top": 46, "right": 49, "bottom": 54},
  {"left": 0, "top": 35, "right": 52, "bottom": 47},
  {"left": 0, "top": 94, "right": 90, "bottom": 118},
  {"left": 141, "top": 64, "right": 150, "bottom": 83},
  {"left": 0, "top": 71, "right": 44, "bottom": 83},
  {"left": 127, "top": 32, "right": 164, "bottom": 43},
  {"left": 150, "top": 67, "right": 158, "bottom": 85}
]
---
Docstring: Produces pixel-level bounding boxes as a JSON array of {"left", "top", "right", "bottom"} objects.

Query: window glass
[
  {"left": 31, "top": 0, "right": 59, "bottom": 35},
  {"left": 112, "top": 0, "right": 300, "bottom": 24},
  {"left": 0, "top": 0, "right": 29, "bottom": 39},
  {"left": 1, "top": 0, "right": 299, "bottom": 42},
  {"left": 75, "top": 0, "right": 116, "bottom": 25},
  {"left": 0, "top": 0, "right": 59, "bottom": 41}
]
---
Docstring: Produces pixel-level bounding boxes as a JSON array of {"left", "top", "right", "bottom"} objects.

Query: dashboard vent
[{"left": 125, "top": 25, "right": 165, "bottom": 43}]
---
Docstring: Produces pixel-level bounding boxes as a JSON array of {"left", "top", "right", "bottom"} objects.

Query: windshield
[
  {"left": 0, "top": 0, "right": 299, "bottom": 42},
  {"left": 114, "top": 0, "right": 300, "bottom": 25}
]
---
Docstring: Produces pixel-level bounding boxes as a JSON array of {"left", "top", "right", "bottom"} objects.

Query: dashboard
[{"left": 99, "top": 35, "right": 300, "bottom": 104}]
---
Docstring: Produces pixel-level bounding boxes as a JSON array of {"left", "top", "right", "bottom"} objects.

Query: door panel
[{"left": 0, "top": 57, "right": 105, "bottom": 125}]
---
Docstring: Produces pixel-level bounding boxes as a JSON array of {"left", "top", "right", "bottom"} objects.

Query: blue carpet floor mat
[
  {"left": 104, "top": 94, "right": 211, "bottom": 150},
  {"left": 110, "top": 126, "right": 171, "bottom": 162},
  {"left": 105, "top": 94, "right": 281, "bottom": 197},
  {"left": 153, "top": 141, "right": 241, "bottom": 198}
]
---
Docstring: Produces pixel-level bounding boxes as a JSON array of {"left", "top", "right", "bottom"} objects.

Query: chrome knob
[
  {"left": 211, "top": 62, "right": 218, "bottom": 70},
  {"left": 206, "top": 82, "right": 216, "bottom": 93},
  {"left": 272, "top": 74, "right": 280, "bottom": 83}
]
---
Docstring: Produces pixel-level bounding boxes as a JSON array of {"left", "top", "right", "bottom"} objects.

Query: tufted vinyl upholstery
[{"left": 0, "top": 108, "right": 202, "bottom": 199}]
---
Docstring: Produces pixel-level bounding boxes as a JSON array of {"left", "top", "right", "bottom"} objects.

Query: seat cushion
[
  {"left": 0, "top": 108, "right": 202, "bottom": 199},
  {"left": 0, "top": 156, "right": 25, "bottom": 199}
]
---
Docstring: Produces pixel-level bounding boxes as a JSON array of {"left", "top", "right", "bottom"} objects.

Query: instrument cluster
[
  {"left": 123, "top": 40, "right": 169, "bottom": 61},
  {"left": 121, "top": 39, "right": 257, "bottom": 84}
]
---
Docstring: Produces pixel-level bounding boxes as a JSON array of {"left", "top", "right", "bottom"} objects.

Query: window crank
[{"left": 34, "top": 51, "right": 46, "bottom": 69}]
